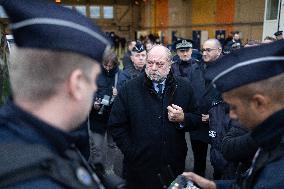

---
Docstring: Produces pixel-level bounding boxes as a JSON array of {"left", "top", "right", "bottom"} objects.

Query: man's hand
[
  {"left": 167, "top": 104, "right": 184, "bottom": 123},
  {"left": 182, "top": 172, "right": 216, "bottom": 189},
  {"left": 202, "top": 114, "right": 209, "bottom": 122}
]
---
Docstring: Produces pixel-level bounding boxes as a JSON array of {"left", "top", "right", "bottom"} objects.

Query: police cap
[
  {"left": 175, "top": 39, "right": 193, "bottom": 50},
  {"left": 131, "top": 42, "right": 145, "bottom": 53},
  {"left": 1, "top": 0, "right": 110, "bottom": 63},
  {"left": 205, "top": 40, "right": 284, "bottom": 92},
  {"left": 274, "top": 31, "right": 283, "bottom": 37}
]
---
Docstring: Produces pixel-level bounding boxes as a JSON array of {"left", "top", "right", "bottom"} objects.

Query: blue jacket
[
  {"left": 0, "top": 100, "right": 100, "bottom": 189},
  {"left": 216, "top": 108, "right": 284, "bottom": 189},
  {"left": 117, "top": 66, "right": 144, "bottom": 91}
]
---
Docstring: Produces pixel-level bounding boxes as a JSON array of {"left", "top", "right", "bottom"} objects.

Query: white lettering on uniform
[{"left": 209, "top": 130, "right": 216, "bottom": 138}]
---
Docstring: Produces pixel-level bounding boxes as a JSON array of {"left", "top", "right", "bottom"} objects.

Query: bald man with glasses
[{"left": 190, "top": 39, "right": 242, "bottom": 179}]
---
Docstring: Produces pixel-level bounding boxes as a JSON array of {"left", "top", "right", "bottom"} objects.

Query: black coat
[
  {"left": 89, "top": 65, "right": 121, "bottom": 134},
  {"left": 172, "top": 59, "right": 209, "bottom": 143},
  {"left": 117, "top": 66, "right": 144, "bottom": 90},
  {"left": 108, "top": 72, "right": 201, "bottom": 189},
  {"left": 217, "top": 108, "right": 284, "bottom": 189},
  {"left": 0, "top": 101, "right": 100, "bottom": 189},
  {"left": 192, "top": 61, "right": 238, "bottom": 177},
  {"left": 171, "top": 58, "right": 196, "bottom": 78},
  {"left": 122, "top": 50, "right": 133, "bottom": 70},
  {"left": 222, "top": 123, "right": 258, "bottom": 163}
]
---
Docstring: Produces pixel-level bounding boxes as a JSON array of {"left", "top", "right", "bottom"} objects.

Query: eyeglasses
[
  {"left": 147, "top": 61, "right": 167, "bottom": 68},
  {"left": 201, "top": 48, "right": 220, "bottom": 53}
]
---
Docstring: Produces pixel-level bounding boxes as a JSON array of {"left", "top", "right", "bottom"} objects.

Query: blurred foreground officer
[
  {"left": 0, "top": 0, "right": 111, "bottom": 188},
  {"left": 183, "top": 40, "right": 284, "bottom": 189},
  {"left": 109, "top": 45, "right": 201, "bottom": 189}
]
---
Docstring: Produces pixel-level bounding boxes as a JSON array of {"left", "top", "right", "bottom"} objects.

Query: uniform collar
[
  {"left": 251, "top": 108, "right": 284, "bottom": 150},
  {"left": 2, "top": 99, "right": 76, "bottom": 155}
]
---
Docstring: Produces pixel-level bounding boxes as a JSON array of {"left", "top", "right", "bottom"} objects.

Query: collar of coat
[
  {"left": 251, "top": 108, "right": 284, "bottom": 150},
  {"left": 143, "top": 70, "right": 177, "bottom": 95}
]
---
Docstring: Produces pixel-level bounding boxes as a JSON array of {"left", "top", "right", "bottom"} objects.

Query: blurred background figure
[
  {"left": 122, "top": 40, "right": 136, "bottom": 70},
  {"left": 244, "top": 40, "right": 260, "bottom": 48},
  {"left": 262, "top": 36, "right": 276, "bottom": 44},
  {"left": 88, "top": 50, "right": 121, "bottom": 175},
  {"left": 274, "top": 30, "right": 283, "bottom": 40}
]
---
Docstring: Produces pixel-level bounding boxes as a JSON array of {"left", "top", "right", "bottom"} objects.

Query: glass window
[
  {"left": 90, "top": 6, "right": 101, "bottom": 19},
  {"left": 74, "top": 5, "right": 86, "bottom": 16},
  {"left": 266, "top": 0, "right": 279, "bottom": 20},
  {"left": 0, "top": 6, "right": 7, "bottom": 18},
  {"left": 103, "top": 6, "right": 113, "bottom": 19}
]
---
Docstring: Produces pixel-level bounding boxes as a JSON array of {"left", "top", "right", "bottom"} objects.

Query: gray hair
[
  {"left": 9, "top": 47, "right": 98, "bottom": 102},
  {"left": 204, "top": 39, "right": 222, "bottom": 49}
]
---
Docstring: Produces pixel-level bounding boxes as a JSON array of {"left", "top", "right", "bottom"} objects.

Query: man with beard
[{"left": 109, "top": 45, "right": 201, "bottom": 189}]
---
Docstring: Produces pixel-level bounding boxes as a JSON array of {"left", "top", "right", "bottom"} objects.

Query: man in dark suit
[{"left": 109, "top": 45, "right": 201, "bottom": 189}]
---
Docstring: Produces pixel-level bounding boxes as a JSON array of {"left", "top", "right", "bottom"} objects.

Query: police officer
[
  {"left": 183, "top": 40, "right": 284, "bottom": 189},
  {"left": 171, "top": 39, "right": 195, "bottom": 77},
  {"left": 117, "top": 42, "right": 146, "bottom": 90},
  {"left": 171, "top": 39, "right": 208, "bottom": 177},
  {"left": 0, "top": 0, "right": 111, "bottom": 188}
]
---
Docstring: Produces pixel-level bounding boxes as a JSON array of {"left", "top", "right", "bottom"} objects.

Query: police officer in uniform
[
  {"left": 117, "top": 42, "right": 146, "bottom": 90},
  {"left": 171, "top": 39, "right": 196, "bottom": 77},
  {"left": 183, "top": 40, "right": 284, "bottom": 189},
  {"left": 0, "top": 0, "right": 112, "bottom": 188},
  {"left": 171, "top": 39, "right": 208, "bottom": 177}
]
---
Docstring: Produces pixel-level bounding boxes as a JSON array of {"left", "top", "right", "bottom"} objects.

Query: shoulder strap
[
  {"left": 0, "top": 143, "right": 100, "bottom": 189},
  {"left": 114, "top": 72, "right": 118, "bottom": 88}
]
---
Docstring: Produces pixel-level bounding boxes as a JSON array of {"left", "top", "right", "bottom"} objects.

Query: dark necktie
[{"left": 157, "top": 83, "right": 163, "bottom": 96}]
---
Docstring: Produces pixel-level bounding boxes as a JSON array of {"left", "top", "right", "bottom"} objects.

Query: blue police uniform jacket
[
  {"left": 0, "top": 100, "right": 97, "bottom": 189},
  {"left": 117, "top": 66, "right": 144, "bottom": 91},
  {"left": 216, "top": 108, "right": 284, "bottom": 189}
]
